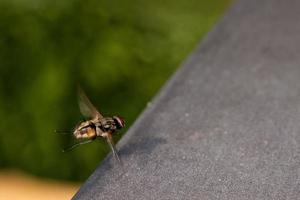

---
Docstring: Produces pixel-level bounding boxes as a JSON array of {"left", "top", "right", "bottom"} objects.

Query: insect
[{"left": 62, "top": 88, "right": 125, "bottom": 163}]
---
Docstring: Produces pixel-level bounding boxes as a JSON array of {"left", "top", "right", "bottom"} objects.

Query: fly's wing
[
  {"left": 78, "top": 87, "right": 104, "bottom": 119},
  {"left": 106, "top": 134, "right": 122, "bottom": 164}
]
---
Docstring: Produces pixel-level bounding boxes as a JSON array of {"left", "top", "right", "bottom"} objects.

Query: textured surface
[{"left": 73, "top": 0, "right": 300, "bottom": 199}]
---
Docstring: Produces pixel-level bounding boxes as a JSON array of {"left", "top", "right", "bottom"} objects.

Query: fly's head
[
  {"left": 113, "top": 116, "right": 125, "bottom": 130},
  {"left": 73, "top": 121, "right": 96, "bottom": 139}
]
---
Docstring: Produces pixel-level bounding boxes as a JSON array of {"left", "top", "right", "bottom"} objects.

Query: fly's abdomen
[
  {"left": 74, "top": 125, "right": 97, "bottom": 139},
  {"left": 85, "top": 126, "right": 97, "bottom": 139}
]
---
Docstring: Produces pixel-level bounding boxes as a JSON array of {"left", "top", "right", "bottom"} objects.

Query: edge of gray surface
[{"left": 73, "top": 0, "right": 300, "bottom": 199}]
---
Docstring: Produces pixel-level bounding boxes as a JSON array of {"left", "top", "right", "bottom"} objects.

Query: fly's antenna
[
  {"left": 62, "top": 140, "right": 93, "bottom": 152},
  {"left": 54, "top": 130, "right": 72, "bottom": 135}
]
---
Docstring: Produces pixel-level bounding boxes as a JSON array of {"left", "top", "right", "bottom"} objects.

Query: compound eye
[{"left": 113, "top": 116, "right": 125, "bottom": 129}]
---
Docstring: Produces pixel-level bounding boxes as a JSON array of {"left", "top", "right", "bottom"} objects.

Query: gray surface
[{"left": 73, "top": 0, "right": 300, "bottom": 199}]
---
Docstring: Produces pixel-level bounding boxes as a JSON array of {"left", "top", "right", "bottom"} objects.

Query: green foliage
[{"left": 0, "top": 0, "right": 231, "bottom": 181}]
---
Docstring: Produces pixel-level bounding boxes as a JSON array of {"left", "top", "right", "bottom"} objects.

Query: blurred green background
[{"left": 0, "top": 0, "right": 231, "bottom": 181}]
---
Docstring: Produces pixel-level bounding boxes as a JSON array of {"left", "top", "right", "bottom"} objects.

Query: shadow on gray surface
[{"left": 120, "top": 136, "right": 167, "bottom": 156}]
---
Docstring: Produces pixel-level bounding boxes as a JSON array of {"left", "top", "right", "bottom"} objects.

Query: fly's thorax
[
  {"left": 73, "top": 121, "right": 96, "bottom": 139},
  {"left": 100, "top": 117, "right": 118, "bottom": 133},
  {"left": 96, "top": 116, "right": 124, "bottom": 135}
]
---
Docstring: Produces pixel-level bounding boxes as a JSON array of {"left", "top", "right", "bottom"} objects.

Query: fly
[{"left": 61, "top": 87, "right": 125, "bottom": 164}]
